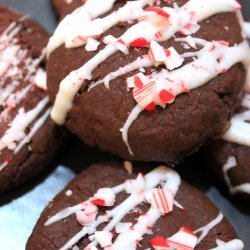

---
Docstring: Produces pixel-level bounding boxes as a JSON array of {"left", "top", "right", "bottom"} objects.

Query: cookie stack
[{"left": 0, "top": 0, "right": 249, "bottom": 249}]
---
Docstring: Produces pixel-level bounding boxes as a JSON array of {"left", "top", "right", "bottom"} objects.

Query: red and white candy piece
[
  {"left": 158, "top": 89, "right": 175, "bottom": 105},
  {"left": 165, "top": 47, "right": 184, "bottom": 70},
  {"left": 146, "top": 188, "right": 174, "bottom": 214},
  {"left": 148, "top": 41, "right": 170, "bottom": 66},
  {"left": 150, "top": 227, "right": 197, "bottom": 250},
  {"left": 139, "top": 5, "right": 170, "bottom": 30},
  {"left": 148, "top": 42, "right": 184, "bottom": 70},
  {"left": 127, "top": 72, "right": 147, "bottom": 89},
  {"left": 166, "top": 227, "right": 197, "bottom": 250},
  {"left": 127, "top": 73, "right": 156, "bottom": 110},
  {"left": 95, "top": 231, "right": 113, "bottom": 248},
  {"left": 125, "top": 172, "right": 146, "bottom": 195},
  {"left": 133, "top": 81, "right": 156, "bottom": 109},
  {"left": 144, "top": 6, "right": 170, "bottom": 19},
  {"left": 180, "top": 23, "right": 200, "bottom": 36},
  {"left": 149, "top": 236, "right": 169, "bottom": 250},
  {"left": 75, "top": 202, "right": 98, "bottom": 225},
  {"left": 90, "top": 188, "right": 116, "bottom": 207}
]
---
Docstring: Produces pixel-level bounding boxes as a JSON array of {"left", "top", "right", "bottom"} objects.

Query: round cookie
[
  {"left": 46, "top": 0, "right": 249, "bottom": 163},
  {"left": 203, "top": 93, "right": 250, "bottom": 201},
  {"left": 26, "top": 162, "right": 244, "bottom": 250},
  {"left": 0, "top": 5, "right": 66, "bottom": 193}
]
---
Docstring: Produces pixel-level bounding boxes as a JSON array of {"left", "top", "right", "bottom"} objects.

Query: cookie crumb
[
  {"left": 65, "top": 190, "right": 73, "bottom": 196},
  {"left": 124, "top": 161, "right": 133, "bottom": 174}
]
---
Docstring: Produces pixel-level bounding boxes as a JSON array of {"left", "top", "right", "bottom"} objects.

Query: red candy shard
[
  {"left": 134, "top": 75, "right": 144, "bottom": 88},
  {"left": 149, "top": 236, "right": 168, "bottom": 248},
  {"left": 218, "top": 40, "right": 229, "bottom": 47},
  {"left": 159, "top": 90, "right": 174, "bottom": 103},
  {"left": 181, "top": 227, "right": 197, "bottom": 236},
  {"left": 164, "top": 48, "right": 171, "bottom": 57},
  {"left": 145, "top": 102, "right": 156, "bottom": 111},
  {"left": 129, "top": 38, "right": 149, "bottom": 47},
  {"left": 145, "top": 6, "right": 169, "bottom": 18},
  {"left": 91, "top": 198, "right": 105, "bottom": 206}
]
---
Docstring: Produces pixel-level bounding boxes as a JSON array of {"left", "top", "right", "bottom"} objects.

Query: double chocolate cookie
[
  {"left": 27, "top": 162, "right": 244, "bottom": 250},
  {"left": 204, "top": 93, "right": 250, "bottom": 201},
  {"left": 47, "top": 0, "right": 249, "bottom": 163},
  {"left": 0, "top": 5, "right": 66, "bottom": 193}
]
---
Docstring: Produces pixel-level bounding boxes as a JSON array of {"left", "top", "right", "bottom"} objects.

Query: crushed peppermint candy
[
  {"left": 150, "top": 227, "right": 197, "bottom": 250},
  {"left": 85, "top": 38, "right": 100, "bottom": 51},
  {"left": 90, "top": 188, "right": 116, "bottom": 206},
  {"left": 94, "top": 231, "right": 113, "bottom": 248},
  {"left": 146, "top": 188, "right": 174, "bottom": 214},
  {"left": 75, "top": 202, "right": 98, "bottom": 225}
]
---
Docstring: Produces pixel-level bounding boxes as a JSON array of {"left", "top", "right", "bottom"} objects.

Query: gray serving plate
[{"left": 0, "top": 0, "right": 249, "bottom": 249}]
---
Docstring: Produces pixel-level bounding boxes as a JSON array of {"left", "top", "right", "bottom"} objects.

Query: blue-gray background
[{"left": 0, "top": 0, "right": 249, "bottom": 249}]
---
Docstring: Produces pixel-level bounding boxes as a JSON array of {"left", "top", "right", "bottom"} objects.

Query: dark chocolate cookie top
[
  {"left": 27, "top": 162, "right": 243, "bottom": 250},
  {"left": 47, "top": 0, "right": 249, "bottom": 163}
]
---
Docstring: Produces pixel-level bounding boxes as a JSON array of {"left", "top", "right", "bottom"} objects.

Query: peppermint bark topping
[
  {"left": 48, "top": 0, "right": 250, "bottom": 155},
  {"left": 44, "top": 165, "right": 243, "bottom": 250}
]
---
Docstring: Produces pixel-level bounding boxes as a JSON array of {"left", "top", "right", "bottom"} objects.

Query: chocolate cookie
[
  {"left": 203, "top": 93, "right": 250, "bottom": 201},
  {"left": 0, "top": 5, "right": 66, "bottom": 193},
  {"left": 27, "top": 162, "right": 244, "bottom": 250},
  {"left": 46, "top": 0, "right": 249, "bottom": 163}
]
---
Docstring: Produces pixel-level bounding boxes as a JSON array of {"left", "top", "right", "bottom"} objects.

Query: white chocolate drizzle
[
  {"left": 210, "top": 239, "right": 244, "bottom": 250},
  {"left": 0, "top": 22, "right": 50, "bottom": 171},
  {"left": 45, "top": 166, "right": 181, "bottom": 250},
  {"left": 195, "top": 212, "right": 223, "bottom": 245},
  {"left": 47, "top": 0, "right": 154, "bottom": 55},
  {"left": 223, "top": 94, "right": 250, "bottom": 147},
  {"left": 44, "top": 166, "right": 242, "bottom": 250},
  {"left": 49, "top": 0, "right": 248, "bottom": 155},
  {"left": 222, "top": 156, "right": 250, "bottom": 195}
]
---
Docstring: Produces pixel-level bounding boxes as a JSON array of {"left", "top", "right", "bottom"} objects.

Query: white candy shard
[
  {"left": 165, "top": 47, "right": 184, "bottom": 70},
  {"left": 85, "top": 38, "right": 100, "bottom": 52},
  {"left": 92, "top": 188, "right": 116, "bottom": 206},
  {"left": 94, "top": 231, "right": 113, "bottom": 248}
]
